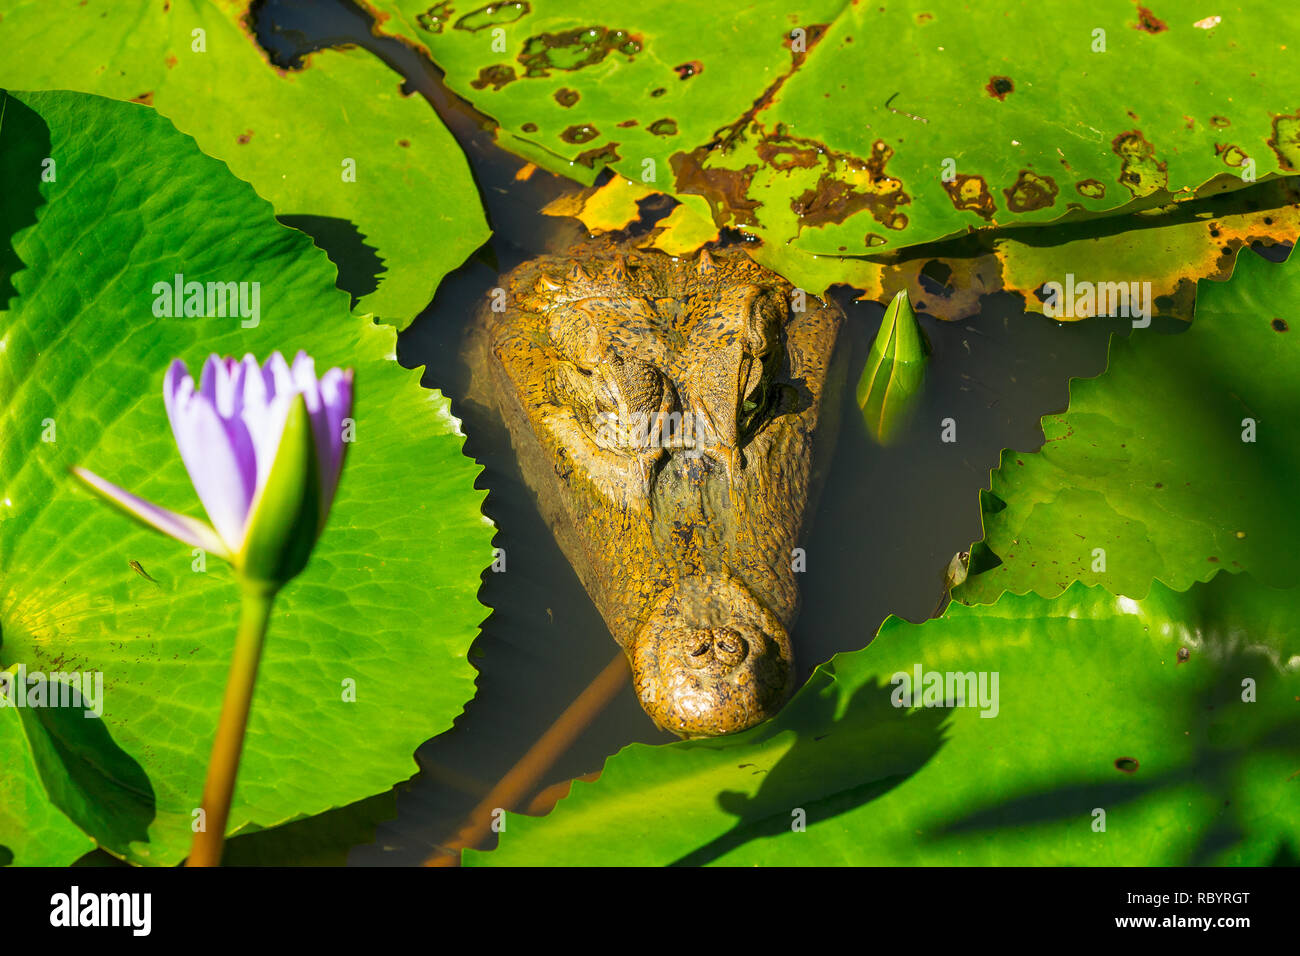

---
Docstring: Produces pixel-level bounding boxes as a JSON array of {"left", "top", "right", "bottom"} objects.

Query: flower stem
[{"left": 187, "top": 578, "right": 279, "bottom": 867}]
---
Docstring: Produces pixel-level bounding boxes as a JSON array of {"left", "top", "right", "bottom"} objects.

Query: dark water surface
[{"left": 241, "top": 0, "right": 1145, "bottom": 866}]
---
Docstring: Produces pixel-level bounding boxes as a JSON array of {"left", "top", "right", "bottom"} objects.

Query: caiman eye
[{"left": 743, "top": 288, "right": 782, "bottom": 357}]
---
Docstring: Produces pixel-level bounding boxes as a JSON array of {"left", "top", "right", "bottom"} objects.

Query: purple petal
[
  {"left": 197, "top": 354, "right": 223, "bottom": 404},
  {"left": 239, "top": 354, "right": 269, "bottom": 415},
  {"left": 317, "top": 367, "right": 353, "bottom": 509},
  {"left": 72, "top": 467, "right": 231, "bottom": 559},
  {"left": 264, "top": 351, "right": 294, "bottom": 402},
  {"left": 162, "top": 359, "right": 192, "bottom": 423},
  {"left": 290, "top": 353, "right": 337, "bottom": 500},
  {"left": 290, "top": 352, "right": 320, "bottom": 408},
  {"left": 166, "top": 384, "right": 258, "bottom": 551},
  {"left": 212, "top": 356, "right": 243, "bottom": 418}
]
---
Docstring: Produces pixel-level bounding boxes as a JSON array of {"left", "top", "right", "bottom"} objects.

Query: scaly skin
[{"left": 470, "top": 241, "right": 844, "bottom": 736}]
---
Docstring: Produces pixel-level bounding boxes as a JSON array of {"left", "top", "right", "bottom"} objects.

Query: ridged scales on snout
[{"left": 467, "top": 241, "right": 844, "bottom": 736}]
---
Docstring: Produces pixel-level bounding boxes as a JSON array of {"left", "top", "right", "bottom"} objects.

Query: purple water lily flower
[{"left": 74, "top": 352, "right": 353, "bottom": 568}]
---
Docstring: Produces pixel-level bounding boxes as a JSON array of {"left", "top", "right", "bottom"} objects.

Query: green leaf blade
[{"left": 0, "top": 89, "right": 492, "bottom": 866}]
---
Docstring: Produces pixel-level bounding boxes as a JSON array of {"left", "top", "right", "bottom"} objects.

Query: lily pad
[
  {"left": 956, "top": 248, "right": 1300, "bottom": 604},
  {"left": 0, "top": 691, "right": 97, "bottom": 866},
  {"left": 0, "top": 90, "right": 492, "bottom": 865},
  {"left": 641, "top": 201, "right": 720, "bottom": 256},
  {"left": 469, "top": 575, "right": 1300, "bottom": 866},
  {"left": 370, "top": 0, "right": 1300, "bottom": 260},
  {"left": 994, "top": 178, "right": 1300, "bottom": 321},
  {"left": 540, "top": 176, "right": 656, "bottom": 232},
  {"left": 0, "top": 0, "right": 488, "bottom": 326}
]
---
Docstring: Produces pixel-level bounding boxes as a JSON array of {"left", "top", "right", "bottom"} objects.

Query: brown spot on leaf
[
  {"left": 1215, "top": 143, "right": 1248, "bottom": 167},
  {"left": 1076, "top": 178, "right": 1106, "bottom": 199},
  {"left": 1131, "top": 4, "right": 1167, "bottom": 33},
  {"left": 398, "top": 138, "right": 411, "bottom": 148},
  {"left": 1268, "top": 109, "right": 1300, "bottom": 170},
  {"left": 650, "top": 87, "right": 667, "bottom": 97},
  {"left": 518, "top": 27, "right": 641, "bottom": 78},
  {"left": 1003, "top": 170, "right": 1058, "bottom": 212},
  {"left": 674, "top": 60, "right": 703, "bottom": 79},
  {"left": 647, "top": 118, "right": 678, "bottom": 137},
  {"left": 985, "top": 75, "right": 1013, "bottom": 100},
  {"left": 236, "top": 129, "right": 253, "bottom": 145},
  {"left": 554, "top": 87, "right": 579, "bottom": 107},
  {"left": 755, "top": 139, "right": 821, "bottom": 170},
  {"left": 416, "top": 1, "right": 455, "bottom": 33},
  {"left": 470, "top": 64, "right": 517, "bottom": 90},
  {"left": 453, "top": 1, "right": 531, "bottom": 32},
  {"left": 560, "top": 124, "right": 600, "bottom": 144},
  {"left": 129, "top": 91, "right": 154, "bottom": 106},
  {"left": 575, "top": 141, "right": 620, "bottom": 169},
  {"left": 1273, "top": 318, "right": 1289, "bottom": 331},
  {"left": 1112, "top": 130, "right": 1168, "bottom": 198},
  {"left": 1177, "top": 646, "right": 1190, "bottom": 664},
  {"left": 942, "top": 173, "right": 996, "bottom": 219},
  {"left": 165, "top": 54, "right": 178, "bottom": 69},
  {"left": 1114, "top": 757, "right": 1140, "bottom": 773},
  {"left": 617, "top": 119, "right": 638, "bottom": 128},
  {"left": 670, "top": 149, "right": 762, "bottom": 227},
  {"left": 783, "top": 24, "right": 828, "bottom": 67},
  {"left": 790, "top": 139, "right": 910, "bottom": 231},
  {"left": 1210, "top": 115, "right": 1231, "bottom": 128},
  {"left": 520, "top": 122, "right": 538, "bottom": 132}
]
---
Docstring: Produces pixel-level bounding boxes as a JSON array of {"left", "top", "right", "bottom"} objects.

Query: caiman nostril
[
  {"left": 690, "top": 640, "right": 711, "bottom": 657},
  {"left": 711, "top": 628, "right": 747, "bottom": 665}
]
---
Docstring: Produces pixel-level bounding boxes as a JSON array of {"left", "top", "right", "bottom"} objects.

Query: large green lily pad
[
  {"left": 0, "top": 700, "right": 97, "bottom": 866},
  {"left": 0, "top": 89, "right": 492, "bottom": 866},
  {"left": 956, "top": 248, "right": 1300, "bottom": 604},
  {"left": 369, "top": 0, "right": 1300, "bottom": 260},
  {"left": 0, "top": 0, "right": 488, "bottom": 326},
  {"left": 470, "top": 575, "right": 1300, "bottom": 866}
]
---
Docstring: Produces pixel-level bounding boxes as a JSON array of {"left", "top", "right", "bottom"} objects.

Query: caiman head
[
  {"left": 520, "top": 248, "right": 786, "bottom": 499},
  {"left": 487, "top": 243, "right": 842, "bottom": 736}
]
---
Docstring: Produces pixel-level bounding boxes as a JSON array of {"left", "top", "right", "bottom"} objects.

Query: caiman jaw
[{"left": 630, "top": 576, "right": 793, "bottom": 737}]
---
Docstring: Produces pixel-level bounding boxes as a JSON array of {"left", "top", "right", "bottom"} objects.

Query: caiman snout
[{"left": 631, "top": 576, "right": 793, "bottom": 737}]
